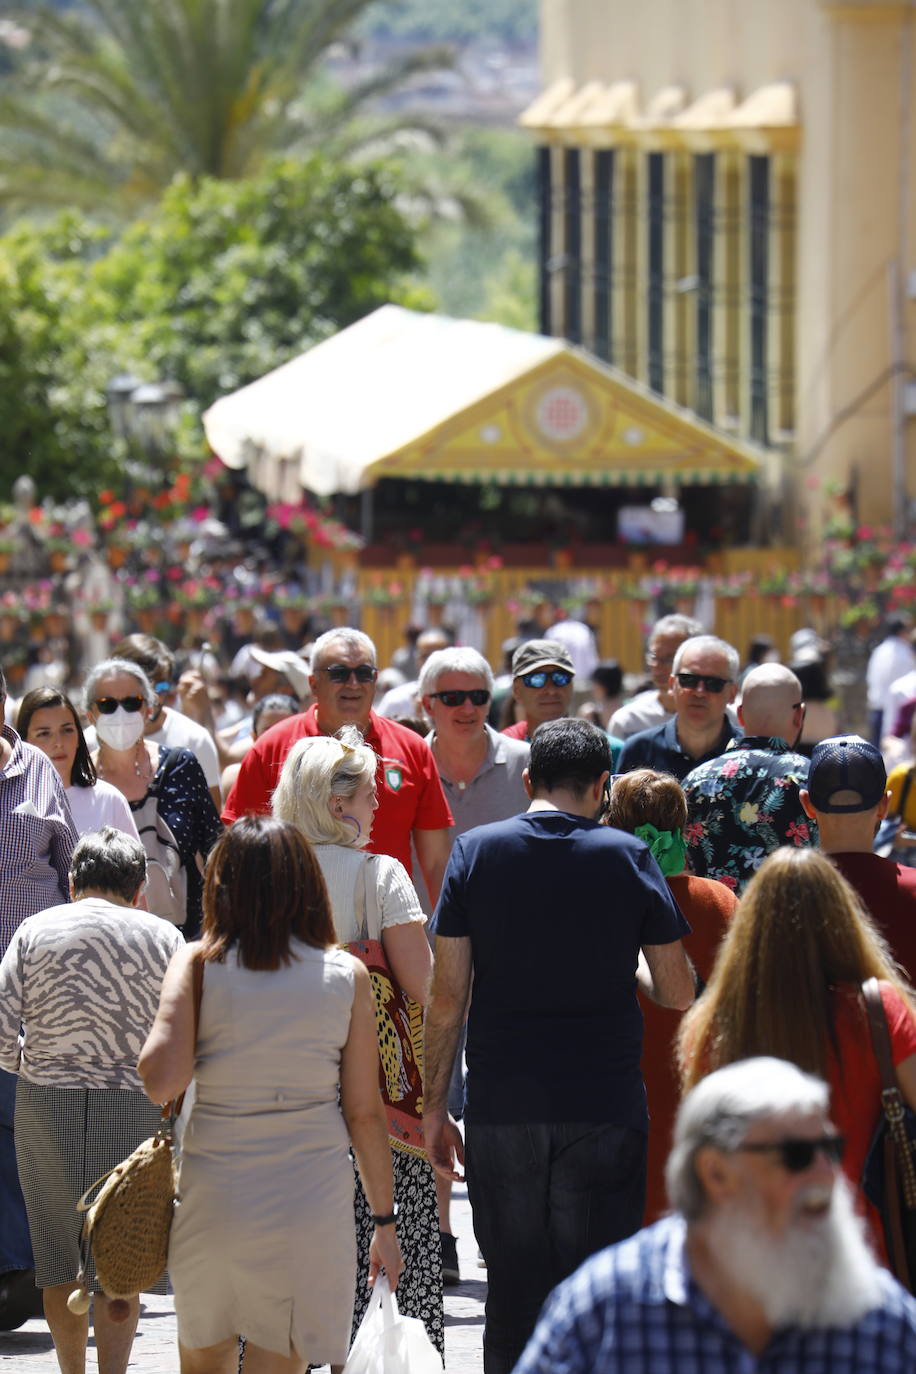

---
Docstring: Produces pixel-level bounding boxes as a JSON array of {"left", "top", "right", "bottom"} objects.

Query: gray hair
[
  {"left": 666, "top": 1058, "right": 829, "bottom": 1221},
  {"left": 272, "top": 724, "right": 376, "bottom": 848},
  {"left": 310, "top": 628, "right": 376, "bottom": 669},
  {"left": 672, "top": 634, "right": 740, "bottom": 682},
  {"left": 83, "top": 658, "right": 156, "bottom": 712},
  {"left": 419, "top": 647, "right": 494, "bottom": 698},
  {"left": 650, "top": 614, "right": 704, "bottom": 645},
  {"left": 70, "top": 826, "right": 147, "bottom": 902}
]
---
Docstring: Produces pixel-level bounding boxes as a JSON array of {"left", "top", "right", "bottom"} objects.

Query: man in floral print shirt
[{"left": 682, "top": 664, "right": 815, "bottom": 893}]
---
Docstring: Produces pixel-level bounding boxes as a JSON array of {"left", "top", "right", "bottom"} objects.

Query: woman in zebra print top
[{"left": 0, "top": 826, "right": 182, "bottom": 1373}]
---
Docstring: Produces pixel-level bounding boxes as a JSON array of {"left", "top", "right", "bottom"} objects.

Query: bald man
[{"left": 681, "top": 664, "right": 816, "bottom": 893}]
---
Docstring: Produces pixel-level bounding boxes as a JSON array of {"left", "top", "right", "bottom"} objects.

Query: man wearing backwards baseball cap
[
  {"left": 801, "top": 735, "right": 916, "bottom": 981},
  {"left": 502, "top": 639, "right": 576, "bottom": 743}
]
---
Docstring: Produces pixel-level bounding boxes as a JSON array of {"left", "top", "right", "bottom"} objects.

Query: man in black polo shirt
[
  {"left": 617, "top": 634, "right": 741, "bottom": 781},
  {"left": 424, "top": 718, "right": 694, "bottom": 1374}
]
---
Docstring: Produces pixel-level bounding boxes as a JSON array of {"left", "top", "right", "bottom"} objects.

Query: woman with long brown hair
[
  {"left": 678, "top": 845, "right": 916, "bottom": 1214},
  {"left": 139, "top": 816, "right": 402, "bottom": 1374},
  {"left": 606, "top": 769, "right": 735, "bottom": 1222}
]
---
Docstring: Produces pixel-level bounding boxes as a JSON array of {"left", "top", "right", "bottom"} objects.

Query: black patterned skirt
[
  {"left": 351, "top": 1149, "right": 444, "bottom": 1356},
  {"left": 15, "top": 1079, "right": 167, "bottom": 1292}
]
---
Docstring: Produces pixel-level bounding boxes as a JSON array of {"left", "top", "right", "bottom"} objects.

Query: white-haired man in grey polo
[{"left": 418, "top": 645, "right": 530, "bottom": 1282}]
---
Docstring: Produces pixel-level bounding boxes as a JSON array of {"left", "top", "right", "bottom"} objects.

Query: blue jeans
[
  {"left": 0, "top": 1068, "right": 32, "bottom": 1272},
  {"left": 465, "top": 1121, "right": 645, "bottom": 1374}
]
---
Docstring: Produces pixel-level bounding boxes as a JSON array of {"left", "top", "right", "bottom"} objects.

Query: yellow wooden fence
[{"left": 354, "top": 552, "right": 833, "bottom": 675}]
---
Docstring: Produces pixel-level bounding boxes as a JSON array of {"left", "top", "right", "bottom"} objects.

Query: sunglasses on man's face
[
  {"left": 520, "top": 669, "right": 573, "bottom": 690},
  {"left": 675, "top": 672, "right": 732, "bottom": 694},
  {"left": 735, "top": 1134, "right": 845, "bottom": 1173},
  {"left": 428, "top": 689, "right": 491, "bottom": 708},
  {"left": 95, "top": 696, "right": 145, "bottom": 714},
  {"left": 319, "top": 664, "right": 378, "bottom": 684}
]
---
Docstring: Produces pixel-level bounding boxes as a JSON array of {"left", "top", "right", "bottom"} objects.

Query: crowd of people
[{"left": 1, "top": 604, "right": 916, "bottom": 1372}]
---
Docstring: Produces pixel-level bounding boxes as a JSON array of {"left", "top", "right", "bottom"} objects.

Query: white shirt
[
  {"left": 66, "top": 780, "right": 141, "bottom": 841},
  {"left": 868, "top": 638, "right": 916, "bottom": 715},
  {"left": 609, "top": 691, "right": 670, "bottom": 740},
  {"left": 377, "top": 680, "right": 423, "bottom": 720},
  {"left": 546, "top": 619, "right": 598, "bottom": 680},
  {"left": 884, "top": 667, "right": 916, "bottom": 737}
]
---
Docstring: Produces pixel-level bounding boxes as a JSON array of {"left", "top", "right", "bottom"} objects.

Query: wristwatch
[{"left": 371, "top": 1203, "right": 400, "bottom": 1226}]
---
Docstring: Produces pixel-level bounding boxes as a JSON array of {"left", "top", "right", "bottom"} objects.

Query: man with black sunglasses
[
  {"left": 618, "top": 635, "right": 741, "bottom": 782},
  {"left": 502, "top": 639, "right": 576, "bottom": 742},
  {"left": 516, "top": 1056, "right": 916, "bottom": 1374},
  {"left": 223, "top": 628, "right": 453, "bottom": 902}
]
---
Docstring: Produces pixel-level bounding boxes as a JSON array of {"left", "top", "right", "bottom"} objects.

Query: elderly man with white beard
[{"left": 514, "top": 1057, "right": 916, "bottom": 1373}]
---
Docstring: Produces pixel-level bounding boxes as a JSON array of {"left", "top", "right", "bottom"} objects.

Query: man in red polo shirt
[{"left": 223, "top": 627, "right": 454, "bottom": 902}]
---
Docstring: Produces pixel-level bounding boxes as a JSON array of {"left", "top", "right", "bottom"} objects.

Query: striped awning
[{"left": 520, "top": 80, "right": 799, "bottom": 151}]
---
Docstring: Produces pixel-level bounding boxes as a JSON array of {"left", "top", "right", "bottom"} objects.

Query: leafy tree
[
  {"left": 0, "top": 156, "right": 427, "bottom": 498},
  {"left": 93, "top": 156, "right": 429, "bottom": 404},
  {"left": 0, "top": 215, "right": 123, "bottom": 501},
  {"left": 0, "top": 0, "right": 450, "bottom": 211}
]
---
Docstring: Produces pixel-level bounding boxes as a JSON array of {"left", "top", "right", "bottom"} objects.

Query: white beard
[{"left": 704, "top": 1174, "right": 884, "bottom": 1329}]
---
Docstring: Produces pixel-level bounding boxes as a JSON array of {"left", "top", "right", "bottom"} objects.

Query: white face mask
[{"left": 94, "top": 707, "right": 146, "bottom": 752}]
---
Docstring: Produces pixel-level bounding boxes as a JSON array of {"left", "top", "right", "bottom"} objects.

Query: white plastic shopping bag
[{"left": 342, "top": 1276, "right": 443, "bottom": 1374}]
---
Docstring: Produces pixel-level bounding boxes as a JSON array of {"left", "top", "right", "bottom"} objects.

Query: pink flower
[
  {"left": 721, "top": 759, "right": 740, "bottom": 778},
  {"left": 685, "top": 822, "right": 704, "bottom": 843}
]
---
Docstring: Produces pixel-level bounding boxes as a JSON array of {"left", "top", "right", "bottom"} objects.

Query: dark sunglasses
[
  {"left": 520, "top": 669, "right": 573, "bottom": 689},
  {"left": 95, "top": 695, "right": 145, "bottom": 714},
  {"left": 320, "top": 664, "right": 378, "bottom": 684},
  {"left": 736, "top": 1134, "right": 845, "bottom": 1173},
  {"left": 429, "top": 689, "right": 491, "bottom": 708},
  {"left": 675, "top": 672, "right": 732, "bottom": 693}
]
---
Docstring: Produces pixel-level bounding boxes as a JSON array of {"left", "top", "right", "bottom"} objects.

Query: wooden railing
[{"left": 353, "top": 550, "right": 836, "bottom": 674}]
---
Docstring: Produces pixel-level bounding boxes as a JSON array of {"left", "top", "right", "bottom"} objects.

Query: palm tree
[{"left": 0, "top": 0, "right": 452, "bottom": 211}]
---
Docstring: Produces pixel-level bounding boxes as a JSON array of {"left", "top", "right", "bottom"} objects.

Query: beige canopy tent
[{"left": 202, "top": 305, "right": 765, "bottom": 502}]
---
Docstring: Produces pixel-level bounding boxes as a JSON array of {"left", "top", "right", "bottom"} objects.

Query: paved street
[{"left": 0, "top": 1186, "right": 485, "bottom": 1372}]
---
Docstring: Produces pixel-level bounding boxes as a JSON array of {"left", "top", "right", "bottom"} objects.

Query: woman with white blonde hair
[{"left": 272, "top": 727, "right": 443, "bottom": 1361}]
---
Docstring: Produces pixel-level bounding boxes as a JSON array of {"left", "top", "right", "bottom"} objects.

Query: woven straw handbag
[
  {"left": 67, "top": 956, "right": 203, "bottom": 1314},
  {"left": 70, "top": 1115, "right": 177, "bottom": 1307}
]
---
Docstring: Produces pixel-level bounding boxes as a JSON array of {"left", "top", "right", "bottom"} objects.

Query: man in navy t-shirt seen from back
[{"left": 424, "top": 717, "right": 695, "bottom": 1374}]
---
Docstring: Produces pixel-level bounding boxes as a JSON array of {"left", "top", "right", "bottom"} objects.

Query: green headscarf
[{"left": 634, "top": 822, "right": 687, "bottom": 878}]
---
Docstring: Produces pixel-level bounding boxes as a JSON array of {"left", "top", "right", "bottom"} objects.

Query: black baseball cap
[{"left": 807, "top": 735, "right": 887, "bottom": 813}]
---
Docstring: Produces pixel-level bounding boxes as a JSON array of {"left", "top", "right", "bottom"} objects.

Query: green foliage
[
  {"left": 0, "top": 213, "right": 123, "bottom": 500},
  {"left": 415, "top": 126, "right": 536, "bottom": 328},
  {"left": 94, "top": 156, "right": 427, "bottom": 404},
  {"left": 0, "top": 0, "right": 451, "bottom": 211},
  {"left": 0, "top": 156, "right": 426, "bottom": 498}
]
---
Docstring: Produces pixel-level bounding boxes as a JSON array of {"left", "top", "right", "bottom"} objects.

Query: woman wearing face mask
[
  {"left": 17, "top": 687, "right": 140, "bottom": 842},
  {"left": 82, "top": 659, "right": 223, "bottom": 936}
]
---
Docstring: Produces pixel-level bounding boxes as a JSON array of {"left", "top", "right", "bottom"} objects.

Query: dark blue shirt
[
  {"left": 433, "top": 811, "right": 690, "bottom": 1128},
  {"left": 617, "top": 715, "right": 742, "bottom": 782}
]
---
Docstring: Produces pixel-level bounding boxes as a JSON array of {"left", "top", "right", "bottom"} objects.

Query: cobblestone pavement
[{"left": 0, "top": 1186, "right": 485, "bottom": 1373}]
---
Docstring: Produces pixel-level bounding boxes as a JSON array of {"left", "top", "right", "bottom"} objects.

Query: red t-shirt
[
  {"left": 829, "top": 852, "right": 916, "bottom": 983},
  {"left": 829, "top": 981, "right": 916, "bottom": 1218},
  {"left": 222, "top": 706, "right": 453, "bottom": 876},
  {"left": 501, "top": 720, "right": 528, "bottom": 741}
]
